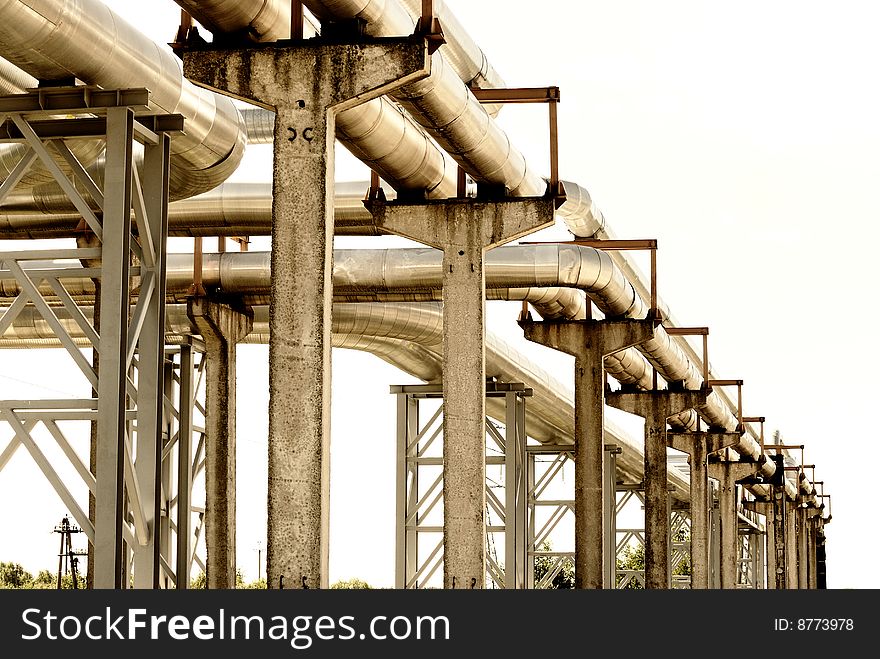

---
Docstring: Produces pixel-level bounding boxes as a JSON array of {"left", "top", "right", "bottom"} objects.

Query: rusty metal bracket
[
  {"left": 706, "top": 379, "right": 744, "bottom": 433},
  {"left": 416, "top": 0, "right": 446, "bottom": 54},
  {"left": 291, "top": 0, "right": 305, "bottom": 39},
  {"left": 470, "top": 86, "right": 563, "bottom": 206},
  {"left": 188, "top": 236, "right": 206, "bottom": 297}
]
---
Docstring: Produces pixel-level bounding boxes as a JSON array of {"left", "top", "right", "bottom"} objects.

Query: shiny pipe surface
[
  {"left": 0, "top": 0, "right": 247, "bottom": 199},
  {"left": 176, "top": 0, "right": 456, "bottom": 197},
  {"left": 0, "top": 299, "right": 686, "bottom": 496}
]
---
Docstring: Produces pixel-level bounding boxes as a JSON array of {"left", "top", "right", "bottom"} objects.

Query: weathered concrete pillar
[
  {"left": 519, "top": 319, "right": 655, "bottom": 589},
  {"left": 707, "top": 459, "right": 761, "bottom": 589},
  {"left": 606, "top": 389, "right": 707, "bottom": 589},
  {"left": 184, "top": 39, "right": 430, "bottom": 589},
  {"left": 807, "top": 509, "right": 820, "bottom": 589},
  {"left": 796, "top": 504, "right": 808, "bottom": 589},
  {"left": 816, "top": 519, "right": 827, "bottom": 589},
  {"left": 668, "top": 431, "right": 741, "bottom": 589},
  {"left": 187, "top": 297, "right": 253, "bottom": 588},
  {"left": 763, "top": 502, "right": 777, "bottom": 590},
  {"left": 785, "top": 499, "right": 799, "bottom": 589},
  {"left": 371, "top": 198, "right": 555, "bottom": 588}
]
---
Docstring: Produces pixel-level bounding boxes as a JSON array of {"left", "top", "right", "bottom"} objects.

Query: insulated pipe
[
  {"left": 0, "top": 55, "right": 35, "bottom": 94},
  {"left": 174, "top": 0, "right": 456, "bottom": 197},
  {"left": 0, "top": 300, "right": 686, "bottom": 497},
  {"left": 0, "top": 0, "right": 247, "bottom": 199},
  {"left": 0, "top": 181, "right": 384, "bottom": 237},
  {"left": 303, "top": 0, "right": 545, "bottom": 195},
  {"left": 0, "top": 2, "right": 812, "bottom": 500},
  {"left": 398, "top": 0, "right": 506, "bottom": 94},
  {"left": 169, "top": 0, "right": 776, "bottom": 471},
  {"left": 293, "top": 3, "right": 797, "bottom": 488}
]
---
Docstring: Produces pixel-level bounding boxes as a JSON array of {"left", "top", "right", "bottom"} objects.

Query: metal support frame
[
  {"left": 392, "top": 382, "right": 530, "bottom": 589},
  {"left": 0, "top": 89, "right": 179, "bottom": 588},
  {"left": 526, "top": 444, "right": 574, "bottom": 589},
  {"left": 160, "top": 342, "right": 208, "bottom": 589},
  {"left": 613, "top": 485, "right": 680, "bottom": 589}
]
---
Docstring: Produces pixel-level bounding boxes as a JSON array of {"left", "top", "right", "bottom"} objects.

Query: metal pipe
[
  {"left": 174, "top": 0, "right": 456, "bottom": 197},
  {"left": 0, "top": 0, "right": 247, "bottom": 199},
  {"left": 0, "top": 299, "right": 686, "bottom": 497},
  {"left": 302, "top": 0, "right": 545, "bottom": 195}
]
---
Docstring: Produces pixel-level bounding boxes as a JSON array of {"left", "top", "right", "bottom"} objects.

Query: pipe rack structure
[{"left": 0, "top": 0, "right": 829, "bottom": 590}]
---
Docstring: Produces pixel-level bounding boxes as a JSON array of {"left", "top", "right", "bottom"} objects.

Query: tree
[
  {"left": 532, "top": 541, "right": 575, "bottom": 589},
  {"left": 330, "top": 578, "right": 372, "bottom": 589},
  {"left": 616, "top": 528, "right": 692, "bottom": 589},
  {"left": 0, "top": 562, "right": 32, "bottom": 589}
]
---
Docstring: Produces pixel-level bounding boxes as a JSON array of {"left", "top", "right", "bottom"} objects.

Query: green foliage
[
  {"left": 190, "top": 571, "right": 267, "bottom": 589},
  {"left": 532, "top": 541, "right": 575, "bottom": 589},
  {"left": 33, "top": 570, "right": 55, "bottom": 588},
  {"left": 0, "top": 562, "right": 33, "bottom": 589},
  {"left": 330, "top": 578, "right": 373, "bottom": 589},
  {"left": 615, "top": 527, "right": 692, "bottom": 589},
  {"left": 0, "top": 563, "right": 86, "bottom": 589},
  {"left": 190, "top": 571, "right": 207, "bottom": 589}
]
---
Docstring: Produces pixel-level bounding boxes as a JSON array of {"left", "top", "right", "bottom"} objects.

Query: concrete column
[
  {"left": 187, "top": 297, "right": 253, "bottom": 588},
  {"left": 807, "top": 510, "right": 819, "bottom": 589},
  {"left": 371, "top": 198, "right": 555, "bottom": 588},
  {"left": 519, "top": 319, "right": 655, "bottom": 589},
  {"left": 797, "top": 503, "right": 809, "bottom": 589},
  {"left": 184, "top": 38, "right": 430, "bottom": 589},
  {"left": 785, "top": 499, "right": 799, "bottom": 589},
  {"left": 816, "top": 520, "right": 827, "bottom": 589},
  {"left": 707, "top": 460, "right": 761, "bottom": 589},
  {"left": 606, "top": 389, "right": 707, "bottom": 589},
  {"left": 668, "top": 432, "right": 740, "bottom": 589}
]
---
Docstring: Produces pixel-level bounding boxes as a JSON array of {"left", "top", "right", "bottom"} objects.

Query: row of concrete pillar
[{"left": 178, "top": 36, "right": 827, "bottom": 590}]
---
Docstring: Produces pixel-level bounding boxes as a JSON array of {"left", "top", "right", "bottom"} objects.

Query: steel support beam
[
  {"left": 519, "top": 319, "right": 654, "bottom": 588},
  {"left": 187, "top": 297, "right": 253, "bottom": 588},
  {"left": 605, "top": 388, "right": 707, "bottom": 589},
  {"left": 130, "top": 124, "right": 171, "bottom": 589},
  {"left": 92, "top": 107, "right": 135, "bottom": 588},
  {"left": 668, "top": 431, "right": 741, "bottom": 589},
  {"left": 184, "top": 37, "right": 431, "bottom": 589},
  {"left": 603, "top": 445, "right": 619, "bottom": 588},
  {"left": 707, "top": 459, "right": 761, "bottom": 589},
  {"left": 392, "top": 383, "right": 531, "bottom": 588},
  {"left": 175, "top": 344, "right": 197, "bottom": 589},
  {"left": 372, "top": 198, "right": 554, "bottom": 588}
]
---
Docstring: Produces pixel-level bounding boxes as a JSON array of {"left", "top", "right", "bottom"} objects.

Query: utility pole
[{"left": 54, "top": 516, "right": 87, "bottom": 589}]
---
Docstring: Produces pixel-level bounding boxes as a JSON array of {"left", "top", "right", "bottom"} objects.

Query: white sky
[{"left": 1, "top": 0, "right": 878, "bottom": 588}]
